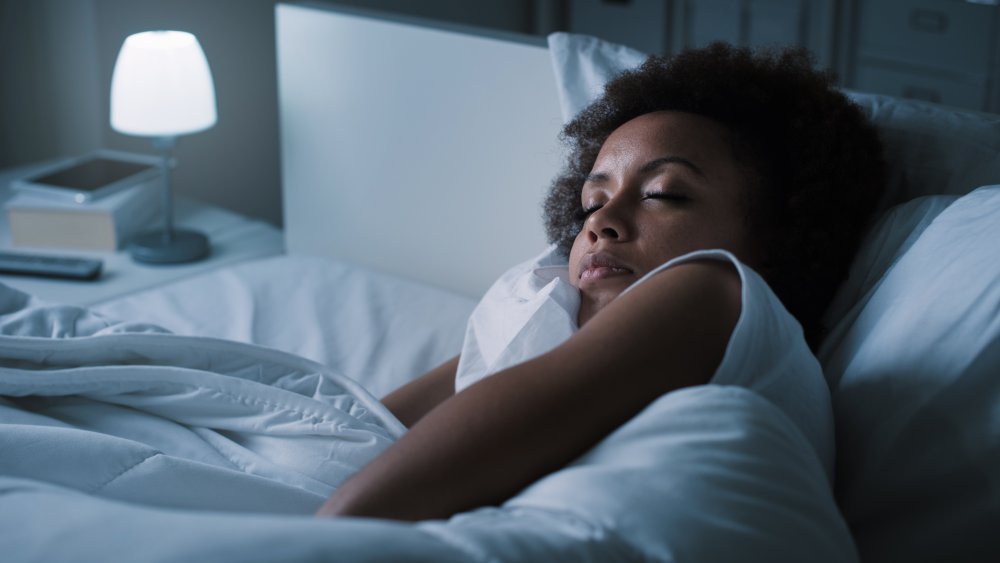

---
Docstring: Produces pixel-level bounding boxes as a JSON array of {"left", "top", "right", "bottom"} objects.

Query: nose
[{"left": 584, "top": 198, "right": 630, "bottom": 243}]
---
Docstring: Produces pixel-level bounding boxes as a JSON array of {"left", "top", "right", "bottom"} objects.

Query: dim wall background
[{"left": 0, "top": 0, "right": 541, "bottom": 227}]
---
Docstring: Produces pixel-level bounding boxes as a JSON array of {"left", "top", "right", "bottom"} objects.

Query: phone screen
[{"left": 30, "top": 158, "right": 155, "bottom": 192}]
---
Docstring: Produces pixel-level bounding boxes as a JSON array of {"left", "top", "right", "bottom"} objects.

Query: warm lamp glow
[{"left": 110, "top": 30, "right": 216, "bottom": 137}]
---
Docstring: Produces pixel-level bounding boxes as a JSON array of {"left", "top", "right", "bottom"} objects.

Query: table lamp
[{"left": 110, "top": 30, "right": 216, "bottom": 264}]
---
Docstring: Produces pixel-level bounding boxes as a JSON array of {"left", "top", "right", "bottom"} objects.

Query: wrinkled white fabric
[
  {"left": 0, "top": 271, "right": 854, "bottom": 562},
  {"left": 455, "top": 245, "right": 579, "bottom": 394},
  {"left": 0, "top": 285, "right": 404, "bottom": 515},
  {"left": 94, "top": 255, "right": 475, "bottom": 399}
]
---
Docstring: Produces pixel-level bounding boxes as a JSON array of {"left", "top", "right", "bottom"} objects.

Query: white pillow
[
  {"left": 819, "top": 194, "right": 957, "bottom": 334},
  {"left": 547, "top": 32, "right": 646, "bottom": 123},
  {"left": 819, "top": 185, "right": 1000, "bottom": 561},
  {"left": 545, "top": 32, "right": 1000, "bottom": 214},
  {"left": 844, "top": 92, "right": 1000, "bottom": 212}
]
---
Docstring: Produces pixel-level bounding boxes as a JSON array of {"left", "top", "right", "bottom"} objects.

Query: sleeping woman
[{"left": 317, "top": 43, "right": 886, "bottom": 520}]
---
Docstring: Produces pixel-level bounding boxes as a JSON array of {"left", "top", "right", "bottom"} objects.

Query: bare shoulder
[
  {"left": 553, "top": 258, "right": 742, "bottom": 391},
  {"left": 587, "top": 258, "right": 741, "bottom": 335},
  {"left": 623, "top": 258, "right": 742, "bottom": 316}
]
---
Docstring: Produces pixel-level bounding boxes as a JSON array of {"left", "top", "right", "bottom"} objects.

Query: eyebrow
[
  {"left": 584, "top": 155, "right": 706, "bottom": 184},
  {"left": 640, "top": 156, "right": 705, "bottom": 178}
]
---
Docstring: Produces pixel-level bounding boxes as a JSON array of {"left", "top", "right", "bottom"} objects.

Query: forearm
[
  {"left": 317, "top": 261, "right": 740, "bottom": 521},
  {"left": 318, "top": 351, "right": 631, "bottom": 520},
  {"left": 380, "top": 355, "right": 458, "bottom": 428}
]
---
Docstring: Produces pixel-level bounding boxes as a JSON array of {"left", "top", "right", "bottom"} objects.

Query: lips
[{"left": 579, "top": 252, "right": 633, "bottom": 282}]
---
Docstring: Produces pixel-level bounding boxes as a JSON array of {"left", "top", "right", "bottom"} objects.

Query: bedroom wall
[
  {"left": 6, "top": 0, "right": 993, "bottom": 228},
  {"left": 0, "top": 0, "right": 103, "bottom": 170},
  {"left": 0, "top": 0, "right": 538, "bottom": 228}
]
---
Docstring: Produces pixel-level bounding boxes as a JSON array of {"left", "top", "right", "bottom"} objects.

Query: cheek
[
  {"left": 633, "top": 215, "right": 719, "bottom": 266},
  {"left": 567, "top": 231, "right": 588, "bottom": 286},
  {"left": 635, "top": 219, "right": 681, "bottom": 254}
]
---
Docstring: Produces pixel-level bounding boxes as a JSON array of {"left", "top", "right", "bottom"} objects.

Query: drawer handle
[
  {"left": 909, "top": 9, "right": 949, "bottom": 33},
  {"left": 903, "top": 86, "right": 942, "bottom": 104}
]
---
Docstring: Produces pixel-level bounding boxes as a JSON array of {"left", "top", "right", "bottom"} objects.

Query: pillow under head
[
  {"left": 843, "top": 92, "right": 1000, "bottom": 214},
  {"left": 819, "top": 186, "right": 1000, "bottom": 562}
]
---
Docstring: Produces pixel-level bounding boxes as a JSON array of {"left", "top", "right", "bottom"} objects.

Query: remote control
[{"left": 0, "top": 251, "right": 103, "bottom": 281}]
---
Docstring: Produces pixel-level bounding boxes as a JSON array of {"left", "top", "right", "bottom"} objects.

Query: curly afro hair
[{"left": 543, "top": 42, "right": 886, "bottom": 349}]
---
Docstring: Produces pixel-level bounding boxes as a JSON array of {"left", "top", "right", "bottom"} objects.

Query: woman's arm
[
  {"left": 318, "top": 260, "right": 741, "bottom": 520},
  {"left": 381, "top": 355, "right": 459, "bottom": 428}
]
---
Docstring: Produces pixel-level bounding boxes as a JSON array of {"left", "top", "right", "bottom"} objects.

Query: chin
[{"left": 579, "top": 278, "right": 631, "bottom": 306}]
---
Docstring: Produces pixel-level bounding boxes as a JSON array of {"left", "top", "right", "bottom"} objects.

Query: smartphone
[{"left": 12, "top": 150, "right": 160, "bottom": 203}]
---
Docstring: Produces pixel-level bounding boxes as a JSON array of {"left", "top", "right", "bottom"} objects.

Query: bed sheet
[
  {"left": 92, "top": 254, "right": 477, "bottom": 398},
  {"left": 0, "top": 274, "right": 858, "bottom": 562}
]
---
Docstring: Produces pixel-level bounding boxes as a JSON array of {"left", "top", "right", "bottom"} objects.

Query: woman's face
[{"left": 569, "top": 110, "right": 761, "bottom": 325}]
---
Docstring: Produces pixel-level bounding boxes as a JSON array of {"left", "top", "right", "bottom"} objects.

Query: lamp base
[{"left": 128, "top": 229, "right": 210, "bottom": 264}]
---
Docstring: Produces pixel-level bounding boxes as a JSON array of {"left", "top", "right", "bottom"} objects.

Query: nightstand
[{"left": 0, "top": 160, "right": 284, "bottom": 306}]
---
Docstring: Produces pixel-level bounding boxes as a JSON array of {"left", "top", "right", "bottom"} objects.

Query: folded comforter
[{"left": 0, "top": 284, "right": 857, "bottom": 562}]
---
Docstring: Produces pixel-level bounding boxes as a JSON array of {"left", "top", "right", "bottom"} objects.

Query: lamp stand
[{"left": 128, "top": 136, "right": 210, "bottom": 264}]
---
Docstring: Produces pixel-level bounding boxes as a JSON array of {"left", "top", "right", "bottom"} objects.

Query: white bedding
[
  {"left": 0, "top": 277, "right": 856, "bottom": 562},
  {"left": 92, "top": 254, "right": 477, "bottom": 399}
]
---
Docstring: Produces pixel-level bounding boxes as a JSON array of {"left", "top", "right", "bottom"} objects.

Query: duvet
[{"left": 0, "top": 283, "right": 857, "bottom": 562}]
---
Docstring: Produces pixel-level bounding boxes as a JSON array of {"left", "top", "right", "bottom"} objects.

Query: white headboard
[{"left": 276, "top": 1, "right": 564, "bottom": 298}]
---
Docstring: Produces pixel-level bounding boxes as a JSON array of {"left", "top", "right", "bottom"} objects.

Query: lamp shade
[{"left": 110, "top": 30, "right": 217, "bottom": 137}]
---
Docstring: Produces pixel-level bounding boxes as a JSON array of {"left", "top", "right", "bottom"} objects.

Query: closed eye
[
  {"left": 575, "top": 204, "right": 603, "bottom": 221},
  {"left": 644, "top": 192, "right": 689, "bottom": 203}
]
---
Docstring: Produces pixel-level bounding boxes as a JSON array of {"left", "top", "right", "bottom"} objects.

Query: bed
[{"left": 2, "top": 2, "right": 1000, "bottom": 561}]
